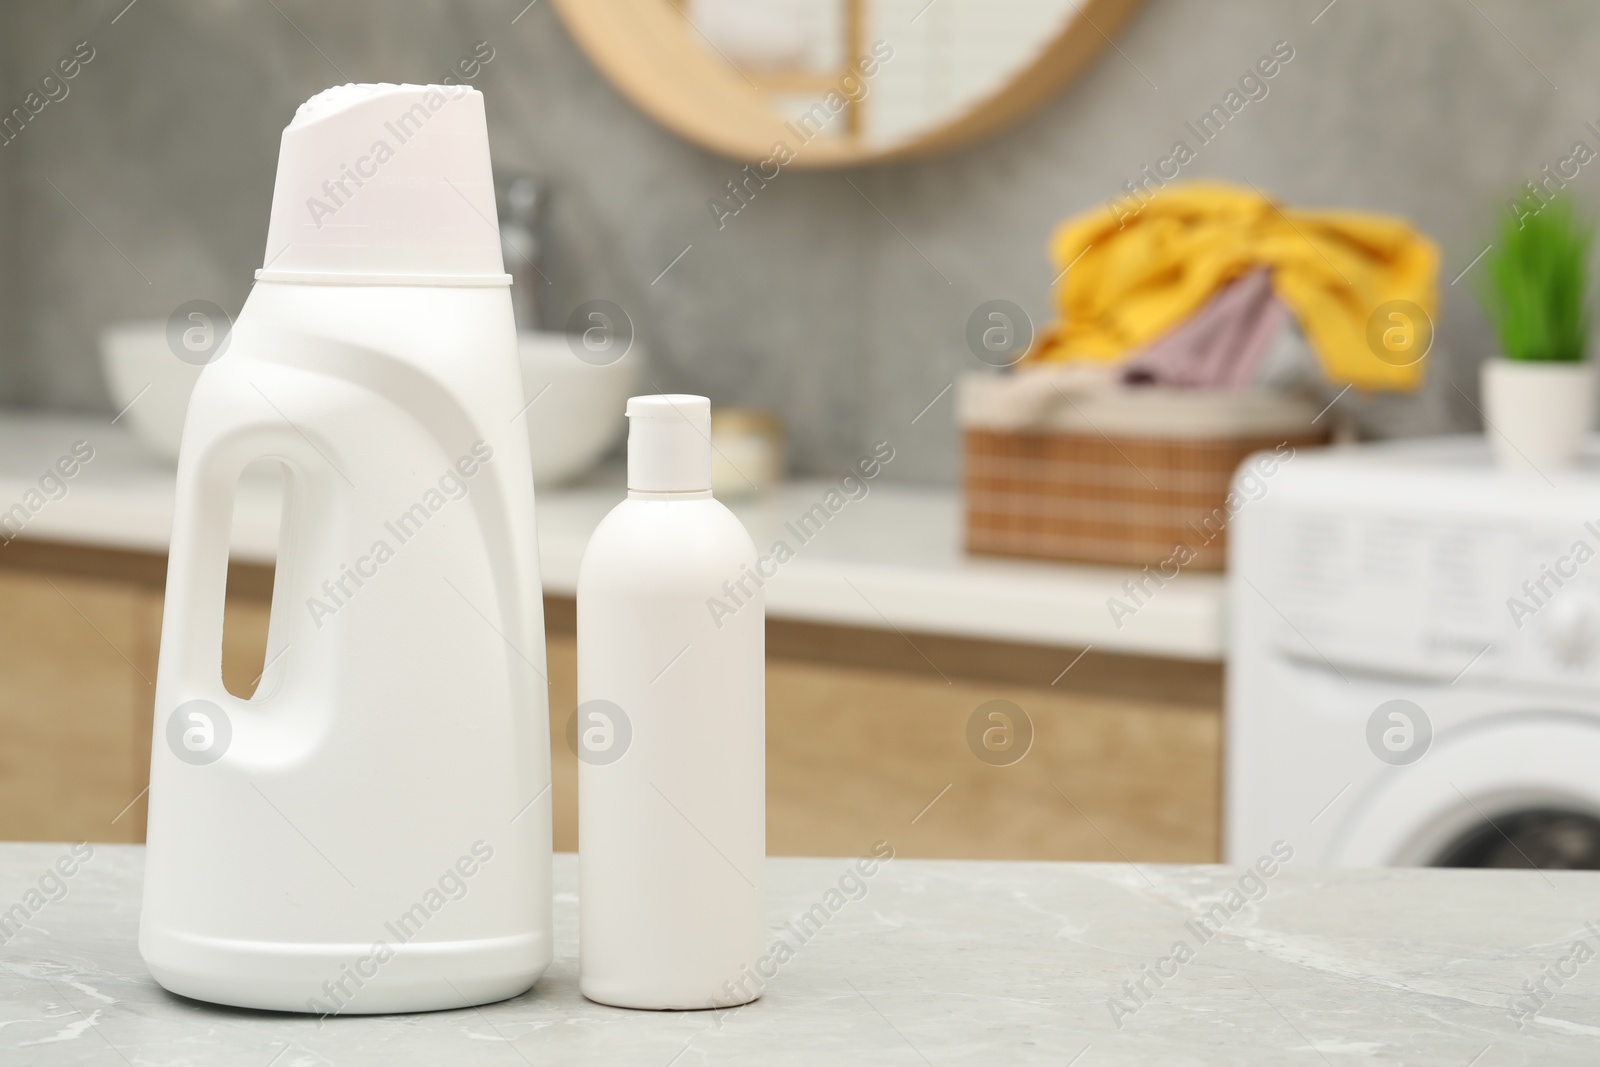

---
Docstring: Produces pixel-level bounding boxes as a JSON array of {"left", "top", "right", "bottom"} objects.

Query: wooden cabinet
[
  {"left": 0, "top": 545, "right": 1223, "bottom": 861},
  {"left": 542, "top": 603, "right": 1222, "bottom": 862},
  {"left": 0, "top": 544, "right": 273, "bottom": 844},
  {"left": 0, "top": 560, "right": 155, "bottom": 843}
]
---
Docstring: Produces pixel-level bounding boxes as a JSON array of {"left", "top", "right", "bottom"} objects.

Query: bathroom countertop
[
  {"left": 0, "top": 409, "right": 1224, "bottom": 659},
  {"left": 2, "top": 844, "right": 1597, "bottom": 1065}
]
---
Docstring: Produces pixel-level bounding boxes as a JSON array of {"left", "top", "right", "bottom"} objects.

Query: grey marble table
[{"left": 1, "top": 844, "right": 1597, "bottom": 1065}]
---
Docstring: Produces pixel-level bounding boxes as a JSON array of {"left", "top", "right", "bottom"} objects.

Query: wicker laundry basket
[{"left": 960, "top": 376, "right": 1329, "bottom": 570}]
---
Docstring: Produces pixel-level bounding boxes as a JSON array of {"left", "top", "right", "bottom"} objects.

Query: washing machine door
[{"left": 1330, "top": 711, "right": 1600, "bottom": 868}]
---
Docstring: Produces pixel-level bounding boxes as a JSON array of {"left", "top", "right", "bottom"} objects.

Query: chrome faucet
[{"left": 498, "top": 174, "right": 544, "bottom": 332}]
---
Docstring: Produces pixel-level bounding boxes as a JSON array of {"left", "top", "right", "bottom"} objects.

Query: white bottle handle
[{"left": 162, "top": 404, "right": 324, "bottom": 727}]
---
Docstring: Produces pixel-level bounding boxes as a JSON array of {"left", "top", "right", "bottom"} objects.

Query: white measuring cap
[{"left": 257, "top": 83, "right": 510, "bottom": 286}]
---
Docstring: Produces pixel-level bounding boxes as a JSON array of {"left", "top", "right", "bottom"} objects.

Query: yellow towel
[{"left": 1030, "top": 182, "right": 1439, "bottom": 391}]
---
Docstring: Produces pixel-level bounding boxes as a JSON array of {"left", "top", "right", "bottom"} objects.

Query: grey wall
[{"left": 0, "top": 0, "right": 1593, "bottom": 482}]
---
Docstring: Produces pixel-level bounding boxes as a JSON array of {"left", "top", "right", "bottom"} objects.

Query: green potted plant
[{"left": 1477, "top": 195, "right": 1594, "bottom": 469}]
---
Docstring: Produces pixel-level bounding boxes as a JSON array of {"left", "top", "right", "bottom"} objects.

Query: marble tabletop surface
[{"left": 2, "top": 844, "right": 1597, "bottom": 1065}]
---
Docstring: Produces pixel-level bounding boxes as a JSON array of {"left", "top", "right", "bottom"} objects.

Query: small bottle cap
[
  {"left": 627, "top": 395, "right": 712, "bottom": 492},
  {"left": 257, "top": 83, "right": 509, "bottom": 286}
]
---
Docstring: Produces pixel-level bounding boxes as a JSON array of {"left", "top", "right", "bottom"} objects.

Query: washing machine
[{"left": 1226, "top": 435, "right": 1600, "bottom": 868}]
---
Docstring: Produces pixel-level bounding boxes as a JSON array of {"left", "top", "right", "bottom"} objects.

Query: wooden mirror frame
[{"left": 552, "top": 0, "right": 1146, "bottom": 168}]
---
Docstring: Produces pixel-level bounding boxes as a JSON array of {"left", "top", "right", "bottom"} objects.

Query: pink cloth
[{"left": 1119, "top": 269, "right": 1288, "bottom": 389}]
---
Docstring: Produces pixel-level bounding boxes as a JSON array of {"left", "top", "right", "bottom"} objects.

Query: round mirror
[{"left": 552, "top": 0, "right": 1145, "bottom": 167}]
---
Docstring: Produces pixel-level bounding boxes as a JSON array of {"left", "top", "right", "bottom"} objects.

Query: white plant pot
[{"left": 1480, "top": 357, "right": 1594, "bottom": 471}]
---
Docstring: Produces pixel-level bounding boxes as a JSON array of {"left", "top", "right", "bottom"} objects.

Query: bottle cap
[
  {"left": 257, "top": 83, "right": 510, "bottom": 286},
  {"left": 627, "top": 395, "right": 712, "bottom": 492}
]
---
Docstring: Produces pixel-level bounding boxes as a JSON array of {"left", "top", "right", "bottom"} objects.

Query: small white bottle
[{"left": 577, "top": 395, "right": 766, "bottom": 1010}]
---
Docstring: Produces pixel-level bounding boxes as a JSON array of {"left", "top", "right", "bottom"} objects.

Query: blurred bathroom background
[
  {"left": 6, "top": 0, "right": 1600, "bottom": 866},
  {"left": 3, "top": 0, "right": 1587, "bottom": 479}
]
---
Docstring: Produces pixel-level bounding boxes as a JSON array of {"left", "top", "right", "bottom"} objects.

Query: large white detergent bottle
[{"left": 139, "top": 84, "right": 551, "bottom": 1014}]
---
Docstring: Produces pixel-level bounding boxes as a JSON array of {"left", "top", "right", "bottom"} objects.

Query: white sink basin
[
  {"left": 99, "top": 323, "right": 641, "bottom": 486},
  {"left": 517, "top": 330, "right": 641, "bottom": 484},
  {"left": 99, "top": 321, "right": 204, "bottom": 463}
]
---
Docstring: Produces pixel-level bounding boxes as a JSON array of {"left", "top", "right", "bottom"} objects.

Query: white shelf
[{"left": 0, "top": 410, "right": 1225, "bottom": 661}]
